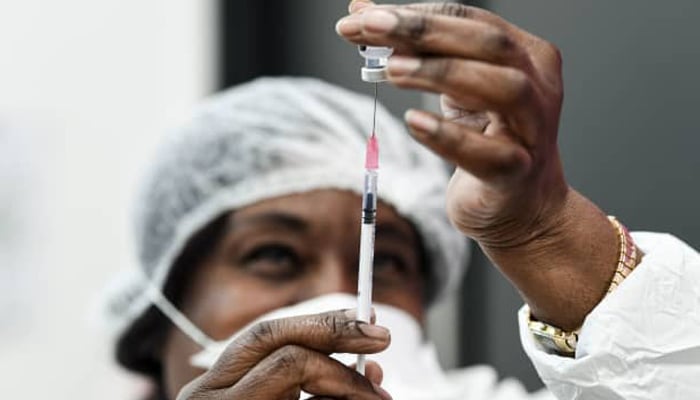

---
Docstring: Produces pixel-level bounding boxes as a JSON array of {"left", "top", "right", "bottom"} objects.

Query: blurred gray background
[
  {"left": 0, "top": 0, "right": 697, "bottom": 398},
  {"left": 218, "top": 0, "right": 700, "bottom": 392}
]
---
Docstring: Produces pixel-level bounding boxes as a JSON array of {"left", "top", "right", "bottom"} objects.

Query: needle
[{"left": 372, "top": 83, "right": 378, "bottom": 135}]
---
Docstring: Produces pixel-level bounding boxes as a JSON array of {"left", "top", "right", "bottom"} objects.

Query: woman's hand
[
  {"left": 337, "top": 2, "right": 620, "bottom": 330},
  {"left": 338, "top": 1, "right": 568, "bottom": 248},
  {"left": 177, "top": 310, "right": 393, "bottom": 400}
]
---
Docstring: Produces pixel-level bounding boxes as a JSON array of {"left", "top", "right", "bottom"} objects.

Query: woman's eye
[
  {"left": 373, "top": 252, "right": 409, "bottom": 283},
  {"left": 240, "top": 244, "right": 303, "bottom": 281}
]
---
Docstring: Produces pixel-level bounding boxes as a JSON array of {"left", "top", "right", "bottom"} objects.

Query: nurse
[{"left": 107, "top": 2, "right": 700, "bottom": 399}]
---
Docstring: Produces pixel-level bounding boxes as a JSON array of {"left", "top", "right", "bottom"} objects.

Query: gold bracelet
[
  {"left": 527, "top": 216, "right": 641, "bottom": 356},
  {"left": 606, "top": 216, "right": 640, "bottom": 294}
]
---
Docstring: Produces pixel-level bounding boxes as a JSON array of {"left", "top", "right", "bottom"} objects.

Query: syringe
[
  {"left": 356, "top": 124, "right": 379, "bottom": 375},
  {"left": 355, "top": 44, "right": 392, "bottom": 375}
]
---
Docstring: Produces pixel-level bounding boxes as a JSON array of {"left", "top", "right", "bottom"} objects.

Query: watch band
[{"left": 527, "top": 216, "right": 640, "bottom": 357}]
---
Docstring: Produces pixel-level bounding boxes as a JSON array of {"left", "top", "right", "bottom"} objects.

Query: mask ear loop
[{"left": 146, "top": 284, "right": 216, "bottom": 349}]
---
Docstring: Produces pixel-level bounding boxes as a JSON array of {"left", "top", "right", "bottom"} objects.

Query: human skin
[{"left": 165, "top": 190, "right": 424, "bottom": 399}]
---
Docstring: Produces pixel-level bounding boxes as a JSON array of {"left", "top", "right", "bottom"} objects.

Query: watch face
[
  {"left": 530, "top": 330, "right": 576, "bottom": 356},
  {"left": 531, "top": 330, "right": 562, "bottom": 354},
  {"left": 527, "top": 310, "right": 578, "bottom": 356}
]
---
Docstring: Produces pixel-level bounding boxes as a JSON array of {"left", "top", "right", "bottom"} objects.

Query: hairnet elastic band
[{"left": 146, "top": 284, "right": 215, "bottom": 349}]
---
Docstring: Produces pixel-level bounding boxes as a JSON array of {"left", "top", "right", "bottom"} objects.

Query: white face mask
[{"left": 148, "top": 289, "right": 467, "bottom": 400}]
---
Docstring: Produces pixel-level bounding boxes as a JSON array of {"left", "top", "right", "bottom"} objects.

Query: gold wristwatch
[
  {"left": 527, "top": 216, "right": 639, "bottom": 357},
  {"left": 527, "top": 314, "right": 579, "bottom": 356}
]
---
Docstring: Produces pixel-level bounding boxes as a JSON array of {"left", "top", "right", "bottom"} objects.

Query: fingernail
[
  {"left": 358, "top": 323, "right": 390, "bottom": 340},
  {"left": 363, "top": 10, "right": 399, "bottom": 33},
  {"left": 387, "top": 56, "right": 421, "bottom": 77},
  {"left": 336, "top": 15, "right": 361, "bottom": 36},
  {"left": 349, "top": 0, "right": 372, "bottom": 14},
  {"left": 405, "top": 110, "right": 439, "bottom": 134},
  {"left": 372, "top": 383, "right": 394, "bottom": 400}
]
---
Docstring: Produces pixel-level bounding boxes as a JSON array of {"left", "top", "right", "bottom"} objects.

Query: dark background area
[{"left": 218, "top": 0, "right": 700, "bottom": 392}]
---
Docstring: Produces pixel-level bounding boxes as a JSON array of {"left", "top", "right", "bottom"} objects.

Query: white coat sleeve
[{"left": 518, "top": 232, "right": 700, "bottom": 400}]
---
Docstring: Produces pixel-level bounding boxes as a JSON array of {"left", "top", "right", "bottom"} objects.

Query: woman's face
[{"left": 162, "top": 189, "right": 426, "bottom": 397}]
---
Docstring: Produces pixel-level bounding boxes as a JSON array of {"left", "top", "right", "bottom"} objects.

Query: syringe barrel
[
  {"left": 362, "top": 169, "right": 378, "bottom": 224},
  {"left": 356, "top": 221, "right": 375, "bottom": 324},
  {"left": 357, "top": 168, "right": 378, "bottom": 325}
]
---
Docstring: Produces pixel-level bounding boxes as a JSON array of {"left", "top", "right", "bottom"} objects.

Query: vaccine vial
[{"left": 358, "top": 45, "right": 394, "bottom": 82}]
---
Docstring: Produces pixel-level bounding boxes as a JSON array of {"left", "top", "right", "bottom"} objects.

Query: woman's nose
[{"left": 304, "top": 257, "right": 357, "bottom": 299}]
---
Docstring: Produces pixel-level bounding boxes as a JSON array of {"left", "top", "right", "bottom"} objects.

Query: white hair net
[{"left": 105, "top": 77, "right": 469, "bottom": 337}]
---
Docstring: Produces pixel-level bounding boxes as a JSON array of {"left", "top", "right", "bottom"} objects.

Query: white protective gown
[
  {"left": 380, "top": 231, "right": 700, "bottom": 399},
  {"left": 458, "top": 232, "right": 700, "bottom": 400}
]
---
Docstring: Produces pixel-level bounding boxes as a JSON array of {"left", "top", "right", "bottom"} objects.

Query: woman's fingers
[
  {"left": 405, "top": 109, "right": 531, "bottom": 183},
  {"left": 225, "top": 346, "right": 392, "bottom": 400},
  {"left": 400, "top": 2, "right": 563, "bottom": 74},
  {"left": 390, "top": 56, "right": 538, "bottom": 146},
  {"left": 388, "top": 55, "right": 531, "bottom": 110},
  {"left": 403, "top": 2, "right": 533, "bottom": 39},
  {"left": 349, "top": 360, "right": 384, "bottom": 386},
  {"left": 338, "top": 8, "right": 530, "bottom": 70},
  {"left": 205, "top": 309, "right": 390, "bottom": 387},
  {"left": 340, "top": 2, "right": 535, "bottom": 44},
  {"left": 295, "top": 361, "right": 385, "bottom": 400},
  {"left": 178, "top": 310, "right": 392, "bottom": 399},
  {"left": 180, "top": 347, "right": 391, "bottom": 400}
]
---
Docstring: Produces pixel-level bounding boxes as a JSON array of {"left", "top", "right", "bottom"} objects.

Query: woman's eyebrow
[
  {"left": 376, "top": 223, "right": 414, "bottom": 244},
  {"left": 230, "top": 212, "right": 309, "bottom": 232}
]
